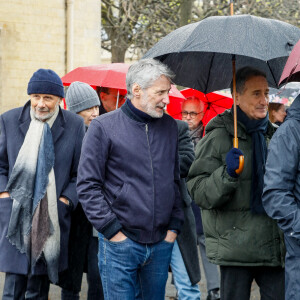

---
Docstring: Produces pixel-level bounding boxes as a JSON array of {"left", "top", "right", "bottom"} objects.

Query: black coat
[{"left": 175, "top": 120, "right": 201, "bottom": 285}]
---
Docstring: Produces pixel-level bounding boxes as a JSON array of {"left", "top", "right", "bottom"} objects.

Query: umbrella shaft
[{"left": 232, "top": 58, "right": 238, "bottom": 148}]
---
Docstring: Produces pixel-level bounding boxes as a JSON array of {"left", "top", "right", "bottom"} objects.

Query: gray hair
[{"left": 126, "top": 59, "right": 175, "bottom": 100}]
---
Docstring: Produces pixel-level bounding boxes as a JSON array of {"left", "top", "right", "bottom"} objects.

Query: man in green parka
[{"left": 187, "top": 67, "right": 285, "bottom": 300}]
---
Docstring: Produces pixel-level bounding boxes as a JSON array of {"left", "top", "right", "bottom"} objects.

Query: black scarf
[{"left": 234, "top": 106, "right": 269, "bottom": 214}]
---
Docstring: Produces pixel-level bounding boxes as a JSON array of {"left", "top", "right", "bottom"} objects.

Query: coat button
[{"left": 233, "top": 226, "right": 236, "bottom": 230}]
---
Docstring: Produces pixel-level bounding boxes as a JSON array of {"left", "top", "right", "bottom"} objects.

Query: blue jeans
[
  {"left": 98, "top": 234, "right": 174, "bottom": 300},
  {"left": 170, "top": 241, "right": 201, "bottom": 300}
]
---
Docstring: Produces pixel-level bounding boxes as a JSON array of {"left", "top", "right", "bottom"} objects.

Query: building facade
[{"left": 0, "top": 0, "right": 101, "bottom": 113}]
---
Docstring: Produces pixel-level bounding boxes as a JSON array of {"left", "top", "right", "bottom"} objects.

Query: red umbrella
[
  {"left": 279, "top": 39, "right": 300, "bottom": 85},
  {"left": 61, "top": 63, "right": 129, "bottom": 110},
  {"left": 61, "top": 63, "right": 130, "bottom": 90},
  {"left": 180, "top": 88, "right": 233, "bottom": 127},
  {"left": 167, "top": 85, "right": 186, "bottom": 119}
]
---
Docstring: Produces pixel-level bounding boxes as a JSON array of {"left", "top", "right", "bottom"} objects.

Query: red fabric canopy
[
  {"left": 61, "top": 63, "right": 129, "bottom": 91},
  {"left": 280, "top": 39, "right": 300, "bottom": 85},
  {"left": 177, "top": 88, "right": 233, "bottom": 127}
]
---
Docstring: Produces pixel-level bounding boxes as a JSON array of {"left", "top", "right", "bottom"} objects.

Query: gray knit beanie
[{"left": 66, "top": 81, "right": 100, "bottom": 113}]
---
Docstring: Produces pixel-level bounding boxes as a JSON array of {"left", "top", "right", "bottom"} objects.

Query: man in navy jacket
[
  {"left": 77, "top": 58, "right": 183, "bottom": 299},
  {"left": 0, "top": 69, "right": 85, "bottom": 299}
]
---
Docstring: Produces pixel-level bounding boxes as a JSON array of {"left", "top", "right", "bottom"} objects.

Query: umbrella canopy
[
  {"left": 279, "top": 39, "right": 300, "bottom": 85},
  {"left": 180, "top": 88, "right": 233, "bottom": 126},
  {"left": 167, "top": 85, "right": 186, "bottom": 119},
  {"left": 143, "top": 15, "right": 300, "bottom": 93},
  {"left": 269, "top": 82, "right": 300, "bottom": 105},
  {"left": 61, "top": 63, "right": 130, "bottom": 91}
]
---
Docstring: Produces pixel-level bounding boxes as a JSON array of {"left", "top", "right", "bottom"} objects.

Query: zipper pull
[{"left": 145, "top": 124, "right": 148, "bottom": 133}]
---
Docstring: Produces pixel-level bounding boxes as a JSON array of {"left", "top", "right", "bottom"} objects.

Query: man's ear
[
  {"left": 235, "top": 93, "right": 240, "bottom": 105},
  {"left": 100, "top": 92, "right": 106, "bottom": 101},
  {"left": 132, "top": 83, "right": 141, "bottom": 98}
]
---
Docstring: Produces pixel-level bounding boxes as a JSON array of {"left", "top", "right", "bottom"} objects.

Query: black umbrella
[
  {"left": 143, "top": 15, "right": 300, "bottom": 93},
  {"left": 144, "top": 14, "right": 300, "bottom": 172}
]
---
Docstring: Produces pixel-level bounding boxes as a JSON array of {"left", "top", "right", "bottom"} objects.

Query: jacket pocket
[
  {"left": 112, "top": 183, "right": 128, "bottom": 208},
  {"left": 103, "top": 182, "right": 125, "bottom": 205}
]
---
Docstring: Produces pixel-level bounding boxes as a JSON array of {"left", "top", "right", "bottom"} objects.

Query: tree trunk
[
  {"left": 180, "top": 0, "right": 193, "bottom": 27},
  {"left": 109, "top": 29, "right": 127, "bottom": 63},
  {"left": 111, "top": 47, "right": 126, "bottom": 63}
]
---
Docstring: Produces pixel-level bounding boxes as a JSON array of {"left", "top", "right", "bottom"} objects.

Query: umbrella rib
[
  {"left": 267, "top": 61, "right": 277, "bottom": 88},
  {"left": 204, "top": 53, "right": 215, "bottom": 94}
]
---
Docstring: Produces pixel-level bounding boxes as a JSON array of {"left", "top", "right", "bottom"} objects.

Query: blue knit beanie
[{"left": 27, "top": 69, "right": 64, "bottom": 98}]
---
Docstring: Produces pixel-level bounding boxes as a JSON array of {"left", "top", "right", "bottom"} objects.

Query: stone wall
[{"left": 0, "top": 0, "right": 101, "bottom": 113}]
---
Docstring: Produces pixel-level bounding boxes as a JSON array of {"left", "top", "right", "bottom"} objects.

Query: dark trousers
[
  {"left": 220, "top": 266, "right": 284, "bottom": 300},
  {"left": 2, "top": 272, "right": 50, "bottom": 300},
  {"left": 61, "top": 236, "right": 104, "bottom": 300}
]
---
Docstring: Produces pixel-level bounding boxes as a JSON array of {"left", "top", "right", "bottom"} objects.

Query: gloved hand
[{"left": 225, "top": 148, "right": 244, "bottom": 178}]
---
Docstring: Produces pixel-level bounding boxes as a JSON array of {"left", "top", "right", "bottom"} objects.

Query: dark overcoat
[
  {"left": 176, "top": 120, "right": 201, "bottom": 285},
  {"left": 0, "top": 101, "right": 85, "bottom": 276}
]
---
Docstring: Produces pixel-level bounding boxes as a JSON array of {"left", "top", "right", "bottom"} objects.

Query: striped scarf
[{"left": 6, "top": 107, "right": 60, "bottom": 283}]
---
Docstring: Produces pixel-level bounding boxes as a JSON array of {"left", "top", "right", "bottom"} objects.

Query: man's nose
[
  {"left": 261, "top": 95, "right": 269, "bottom": 105},
  {"left": 162, "top": 94, "right": 170, "bottom": 105},
  {"left": 37, "top": 98, "right": 46, "bottom": 107},
  {"left": 91, "top": 107, "right": 98, "bottom": 116}
]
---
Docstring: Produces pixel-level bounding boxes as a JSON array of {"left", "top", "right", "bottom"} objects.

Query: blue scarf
[
  {"left": 235, "top": 106, "right": 269, "bottom": 214},
  {"left": 6, "top": 108, "right": 60, "bottom": 283}
]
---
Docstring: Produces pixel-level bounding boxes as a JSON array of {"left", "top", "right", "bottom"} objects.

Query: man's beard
[
  {"left": 140, "top": 92, "right": 164, "bottom": 118},
  {"left": 33, "top": 102, "right": 59, "bottom": 121}
]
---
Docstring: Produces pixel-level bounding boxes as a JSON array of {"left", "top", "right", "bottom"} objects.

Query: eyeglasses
[{"left": 181, "top": 111, "right": 203, "bottom": 118}]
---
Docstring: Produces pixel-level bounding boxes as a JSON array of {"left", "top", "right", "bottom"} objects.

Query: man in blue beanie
[
  {"left": 187, "top": 67, "right": 285, "bottom": 300},
  {"left": 0, "top": 68, "right": 85, "bottom": 299}
]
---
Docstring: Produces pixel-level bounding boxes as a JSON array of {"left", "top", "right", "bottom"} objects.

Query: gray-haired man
[{"left": 77, "top": 59, "right": 184, "bottom": 299}]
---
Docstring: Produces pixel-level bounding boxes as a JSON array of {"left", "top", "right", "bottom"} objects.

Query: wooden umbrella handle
[{"left": 233, "top": 137, "right": 244, "bottom": 174}]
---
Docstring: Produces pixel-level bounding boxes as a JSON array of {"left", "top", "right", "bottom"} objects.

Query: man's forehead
[
  {"left": 244, "top": 76, "right": 268, "bottom": 89},
  {"left": 107, "top": 88, "right": 126, "bottom": 96},
  {"left": 30, "top": 93, "right": 56, "bottom": 97},
  {"left": 182, "top": 99, "right": 203, "bottom": 109}
]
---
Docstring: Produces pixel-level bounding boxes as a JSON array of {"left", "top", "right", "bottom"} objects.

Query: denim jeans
[
  {"left": 198, "top": 234, "right": 220, "bottom": 291},
  {"left": 170, "top": 241, "right": 201, "bottom": 300},
  {"left": 98, "top": 233, "right": 174, "bottom": 300}
]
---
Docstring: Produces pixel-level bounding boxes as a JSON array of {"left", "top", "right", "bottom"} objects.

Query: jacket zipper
[{"left": 145, "top": 123, "right": 155, "bottom": 240}]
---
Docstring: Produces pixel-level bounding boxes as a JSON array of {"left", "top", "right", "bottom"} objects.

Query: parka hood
[
  {"left": 286, "top": 95, "right": 300, "bottom": 122},
  {"left": 205, "top": 109, "right": 232, "bottom": 134},
  {"left": 205, "top": 109, "right": 247, "bottom": 140}
]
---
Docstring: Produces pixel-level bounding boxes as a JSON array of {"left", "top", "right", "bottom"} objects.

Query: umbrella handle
[
  {"left": 235, "top": 155, "right": 244, "bottom": 175},
  {"left": 233, "top": 138, "right": 244, "bottom": 175}
]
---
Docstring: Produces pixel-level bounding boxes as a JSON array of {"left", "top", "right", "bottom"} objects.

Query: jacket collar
[
  {"left": 121, "top": 99, "right": 153, "bottom": 123},
  {"left": 18, "top": 100, "right": 66, "bottom": 143}
]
